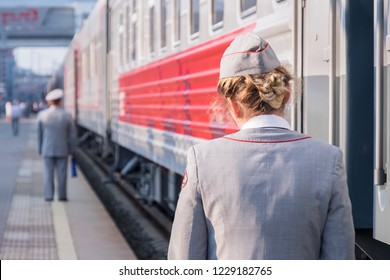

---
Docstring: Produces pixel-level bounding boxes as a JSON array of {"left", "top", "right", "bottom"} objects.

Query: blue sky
[{"left": 13, "top": 47, "right": 67, "bottom": 75}]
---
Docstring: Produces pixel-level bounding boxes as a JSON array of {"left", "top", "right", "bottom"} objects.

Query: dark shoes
[{"left": 44, "top": 198, "right": 68, "bottom": 202}]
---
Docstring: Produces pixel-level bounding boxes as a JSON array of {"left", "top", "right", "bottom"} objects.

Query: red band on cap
[{"left": 222, "top": 43, "right": 269, "bottom": 58}]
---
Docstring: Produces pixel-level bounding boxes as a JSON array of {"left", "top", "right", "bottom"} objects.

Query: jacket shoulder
[{"left": 192, "top": 129, "right": 342, "bottom": 158}]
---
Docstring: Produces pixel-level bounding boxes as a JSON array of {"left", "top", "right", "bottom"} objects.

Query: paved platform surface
[{"left": 0, "top": 118, "right": 137, "bottom": 260}]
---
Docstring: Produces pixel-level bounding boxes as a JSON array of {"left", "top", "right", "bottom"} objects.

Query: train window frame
[
  {"left": 190, "top": 0, "right": 200, "bottom": 39},
  {"left": 240, "top": 0, "right": 257, "bottom": 18},
  {"left": 211, "top": 0, "right": 224, "bottom": 31}
]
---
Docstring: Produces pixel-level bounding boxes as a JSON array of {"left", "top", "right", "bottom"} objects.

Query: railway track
[{"left": 75, "top": 147, "right": 172, "bottom": 260}]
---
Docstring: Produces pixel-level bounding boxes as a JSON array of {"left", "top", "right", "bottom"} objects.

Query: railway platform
[{"left": 0, "top": 118, "right": 137, "bottom": 260}]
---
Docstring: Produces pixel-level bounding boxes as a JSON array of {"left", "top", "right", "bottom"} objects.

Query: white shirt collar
[{"left": 241, "top": 114, "right": 291, "bottom": 130}]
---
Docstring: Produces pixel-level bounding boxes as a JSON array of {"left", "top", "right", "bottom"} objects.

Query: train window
[
  {"left": 161, "top": 0, "right": 167, "bottom": 49},
  {"left": 190, "top": 0, "right": 200, "bottom": 35},
  {"left": 173, "top": 0, "right": 181, "bottom": 43},
  {"left": 149, "top": 6, "right": 156, "bottom": 54},
  {"left": 126, "top": 5, "right": 130, "bottom": 65},
  {"left": 82, "top": 48, "right": 90, "bottom": 81},
  {"left": 119, "top": 13, "right": 125, "bottom": 69},
  {"left": 212, "top": 0, "right": 224, "bottom": 28},
  {"left": 131, "top": 21, "right": 137, "bottom": 62},
  {"left": 131, "top": 0, "right": 138, "bottom": 63},
  {"left": 90, "top": 41, "right": 96, "bottom": 78},
  {"left": 96, "top": 39, "right": 102, "bottom": 77},
  {"left": 240, "top": 0, "right": 257, "bottom": 17},
  {"left": 107, "top": 9, "right": 111, "bottom": 52}
]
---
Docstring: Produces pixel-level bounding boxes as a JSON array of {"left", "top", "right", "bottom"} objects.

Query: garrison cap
[
  {"left": 45, "top": 89, "right": 63, "bottom": 101},
  {"left": 219, "top": 32, "right": 281, "bottom": 79}
]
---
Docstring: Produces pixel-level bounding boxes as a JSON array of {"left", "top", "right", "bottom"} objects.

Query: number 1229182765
[{"left": 212, "top": 266, "right": 272, "bottom": 276}]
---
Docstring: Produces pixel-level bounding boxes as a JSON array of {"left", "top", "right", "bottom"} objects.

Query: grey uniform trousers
[{"left": 43, "top": 157, "right": 68, "bottom": 200}]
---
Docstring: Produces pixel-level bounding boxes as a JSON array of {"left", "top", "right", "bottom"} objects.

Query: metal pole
[
  {"left": 329, "top": 0, "right": 337, "bottom": 145},
  {"left": 374, "top": 0, "right": 386, "bottom": 186},
  {"left": 0, "top": 26, "right": 8, "bottom": 101}
]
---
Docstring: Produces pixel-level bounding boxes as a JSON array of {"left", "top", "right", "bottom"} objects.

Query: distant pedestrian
[
  {"left": 10, "top": 101, "right": 23, "bottom": 136},
  {"left": 37, "top": 89, "right": 77, "bottom": 201},
  {"left": 5, "top": 101, "right": 12, "bottom": 121},
  {"left": 168, "top": 32, "right": 355, "bottom": 260}
]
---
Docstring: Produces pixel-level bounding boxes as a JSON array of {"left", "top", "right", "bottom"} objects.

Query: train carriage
[
  {"left": 60, "top": 0, "right": 390, "bottom": 258},
  {"left": 64, "top": 0, "right": 108, "bottom": 137},
  {"left": 108, "top": 0, "right": 293, "bottom": 211},
  {"left": 63, "top": 36, "right": 78, "bottom": 119}
]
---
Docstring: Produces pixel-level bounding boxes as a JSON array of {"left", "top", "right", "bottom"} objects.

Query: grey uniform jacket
[
  {"left": 37, "top": 106, "right": 77, "bottom": 157},
  {"left": 168, "top": 128, "right": 355, "bottom": 260}
]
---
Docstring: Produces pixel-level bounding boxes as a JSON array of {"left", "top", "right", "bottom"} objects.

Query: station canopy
[{"left": 0, "top": 0, "right": 96, "bottom": 48}]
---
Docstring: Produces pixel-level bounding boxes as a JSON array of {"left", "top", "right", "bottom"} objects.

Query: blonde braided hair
[{"left": 213, "top": 66, "right": 292, "bottom": 120}]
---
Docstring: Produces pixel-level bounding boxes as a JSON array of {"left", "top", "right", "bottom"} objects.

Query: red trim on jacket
[{"left": 223, "top": 136, "right": 312, "bottom": 143}]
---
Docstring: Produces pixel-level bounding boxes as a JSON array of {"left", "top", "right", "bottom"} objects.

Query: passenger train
[{"left": 57, "top": 0, "right": 390, "bottom": 258}]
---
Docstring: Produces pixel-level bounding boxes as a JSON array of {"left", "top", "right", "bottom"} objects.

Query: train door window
[
  {"left": 149, "top": 6, "right": 156, "bottom": 55},
  {"left": 212, "top": 0, "right": 224, "bottom": 29},
  {"left": 161, "top": 0, "right": 168, "bottom": 49},
  {"left": 173, "top": 0, "right": 181, "bottom": 44},
  {"left": 240, "top": 0, "right": 257, "bottom": 17},
  {"left": 190, "top": 0, "right": 200, "bottom": 36}
]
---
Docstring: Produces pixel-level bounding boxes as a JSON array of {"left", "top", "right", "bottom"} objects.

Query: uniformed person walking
[
  {"left": 37, "top": 89, "right": 77, "bottom": 201},
  {"left": 10, "top": 101, "right": 23, "bottom": 136},
  {"left": 168, "top": 32, "right": 355, "bottom": 259}
]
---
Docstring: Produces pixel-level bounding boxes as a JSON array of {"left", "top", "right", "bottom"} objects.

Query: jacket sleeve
[
  {"left": 168, "top": 146, "right": 208, "bottom": 260},
  {"left": 320, "top": 150, "right": 355, "bottom": 259},
  {"left": 67, "top": 116, "right": 77, "bottom": 154}
]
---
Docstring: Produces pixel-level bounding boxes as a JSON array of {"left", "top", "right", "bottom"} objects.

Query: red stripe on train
[{"left": 118, "top": 24, "right": 256, "bottom": 140}]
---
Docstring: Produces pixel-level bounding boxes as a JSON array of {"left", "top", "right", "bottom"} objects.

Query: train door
[
  {"left": 102, "top": 3, "right": 110, "bottom": 131},
  {"left": 107, "top": 0, "right": 120, "bottom": 137},
  {"left": 299, "top": 0, "right": 346, "bottom": 168},
  {"left": 343, "top": 1, "right": 374, "bottom": 235},
  {"left": 302, "top": 0, "right": 377, "bottom": 241},
  {"left": 301, "top": 0, "right": 348, "bottom": 145},
  {"left": 301, "top": 0, "right": 333, "bottom": 143},
  {"left": 374, "top": 0, "right": 390, "bottom": 246},
  {"left": 74, "top": 48, "right": 80, "bottom": 123}
]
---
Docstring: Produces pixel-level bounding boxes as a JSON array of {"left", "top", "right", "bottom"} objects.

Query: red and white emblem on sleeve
[{"left": 181, "top": 170, "right": 188, "bottom": 188}]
